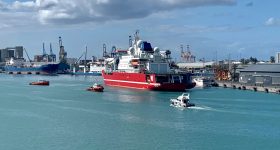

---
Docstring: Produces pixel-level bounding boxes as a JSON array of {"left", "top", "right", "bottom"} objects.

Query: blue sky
[{"left": 0, "top": 0, "right": 280, "bottom": 61}]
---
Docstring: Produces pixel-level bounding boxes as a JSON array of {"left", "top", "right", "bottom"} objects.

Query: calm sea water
[{"left": 0, "top": 74, "right": 279, "bottom": 150}]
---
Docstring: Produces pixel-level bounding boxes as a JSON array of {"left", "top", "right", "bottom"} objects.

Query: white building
[{"left": 276, "top": 52, "right": 280, "bottom": 63}]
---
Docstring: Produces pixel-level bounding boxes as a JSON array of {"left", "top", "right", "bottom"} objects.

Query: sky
[{"left": 0, "top": 0, "right": 280, "bottom": 61}]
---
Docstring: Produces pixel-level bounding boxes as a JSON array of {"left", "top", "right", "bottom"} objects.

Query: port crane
[
  {"left": 71, "top": 50, "right": 87, "bottom": 73},
  {"left": 49, "top": 43, "right": 56, "bottom": 62},
  {"left": 24, "top": 48, "right": 32, "bottom": 64}
]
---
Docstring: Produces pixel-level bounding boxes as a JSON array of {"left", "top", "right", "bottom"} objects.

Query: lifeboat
[
  {"left": 87, "top": 83, "right": 104, "bottom": 92},
  {"left": 130, "top": 59, "right": 139, "bottom": 66},
  {"left": 29, "top": 80, "right": 49, "bottom": 86}
]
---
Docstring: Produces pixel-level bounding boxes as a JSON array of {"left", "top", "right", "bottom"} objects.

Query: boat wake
[{"left": 188, "top": 106, "right": 213, "bottom": 111}]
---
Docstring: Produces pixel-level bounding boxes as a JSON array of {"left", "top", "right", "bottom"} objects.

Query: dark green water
[{"left": 0, "top": 74, "right": 279, "bottom": 150}]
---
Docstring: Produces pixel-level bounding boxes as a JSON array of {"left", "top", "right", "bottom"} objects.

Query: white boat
[
  {"left": 72, "top": 59, "right": 105, "bottom": 76},
  {"left": 88, "top": 59, "right": 105, "bottom": 75},
  {"left": 192, "top": 77, "right": 211, "bottom": 87},
  {"left": 170, "top": 93, "right": 195, "bottom": 108}
]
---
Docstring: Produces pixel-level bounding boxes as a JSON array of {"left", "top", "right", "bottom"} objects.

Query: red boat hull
[
  {"left": 29, "top": 81, "right": 49, "bottom": 86},
  {"left": 102, "top": 71, "right": 195, "bottom": 91}
]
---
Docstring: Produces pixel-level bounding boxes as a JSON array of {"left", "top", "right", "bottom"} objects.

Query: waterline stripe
[{"left": 104, "top": 79, "right": 160, "bottom": 86}]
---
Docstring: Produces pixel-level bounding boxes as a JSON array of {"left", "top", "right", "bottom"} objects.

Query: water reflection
[{"left": 105, "top": 87, "right": 157, "bottom": 103}]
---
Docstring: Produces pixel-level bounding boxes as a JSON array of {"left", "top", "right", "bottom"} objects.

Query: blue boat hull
[
  {"left": 71, "top": 72, "right": 102, "bottom": 76},
  {"left": 4, "top": 64, "right": 59, "bottom": 75}
]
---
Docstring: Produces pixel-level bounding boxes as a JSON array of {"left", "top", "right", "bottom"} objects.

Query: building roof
[
  {"left": 177, "top": 61, "right": 215, "bottom": 68},
  {"left": 240, "top": 64, "right": 280, "bottom": 73}
]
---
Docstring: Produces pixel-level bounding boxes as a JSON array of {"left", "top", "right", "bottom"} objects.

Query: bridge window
[{"left": 141, "top": 42, "right": 153, "bottom": 52}]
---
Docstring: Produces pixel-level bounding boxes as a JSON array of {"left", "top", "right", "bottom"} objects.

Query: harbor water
[{"left": 0, "top": 74, "right": 280, "bottom": 149}]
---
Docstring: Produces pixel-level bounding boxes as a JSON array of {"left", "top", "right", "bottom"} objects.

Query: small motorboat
[
  {"left": 87, "top": 83, "right": 104, "bottom": 92},
  {"left": 193, "top": 77, "right": 211, "bottom": 88},
  {"left": 29, "top": 80, "right": 49, "bottom": 86},
  {"left": 170, "top": 93, "right": 195, "bottom": 108}
]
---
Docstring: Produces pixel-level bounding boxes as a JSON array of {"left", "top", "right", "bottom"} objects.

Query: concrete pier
[
  {"left": 217, "top": 81, "right": 280, "bottom": 94},
  {"left": 7, "top": 71, "right": 41, "bottom": 75}
]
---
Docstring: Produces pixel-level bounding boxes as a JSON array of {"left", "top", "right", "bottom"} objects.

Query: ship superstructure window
[
  {"left": 141, "top": 42, "right": 153, "bottom": 52},
  {"left": 146, "top": 75, "right": 151, "bottom": 83},
  {"left": 156, "top": 75, "right": 169, "bottom": 83},
  {"left": 172, "top": 75, "right": 181, "bottom": 83}
]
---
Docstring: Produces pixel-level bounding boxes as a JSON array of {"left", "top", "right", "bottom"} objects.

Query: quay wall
[{"left": 216, "top": 81, "right": 280, "bottom": 94}]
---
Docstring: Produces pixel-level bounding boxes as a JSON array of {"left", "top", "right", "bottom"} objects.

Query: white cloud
[
  {"left": 265, "top": 17, "right": 280, "bottom": 26},
  {"left": 10, "top": 1, "right": 36, "bottom": 10},
  {"left": 0, "top": 11, "right": 37, "bottom": 29},
  {"left": 158, "top": 24, "right": 251, "bottom": 34},
  {"left": 0, "top": 0, "right": 236, "bottom": 26}
]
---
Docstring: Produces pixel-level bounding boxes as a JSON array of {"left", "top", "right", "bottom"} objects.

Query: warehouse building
[
  {"left": 0, "top": 46, "right": 23, "bottom": 62},
  {"left": 239, "top": 64, "right": 280, "bottom": 86}
]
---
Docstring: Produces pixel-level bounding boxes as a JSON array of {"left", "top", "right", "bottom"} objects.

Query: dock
[{"left": 216, "top": 81, "right": 280, "bottom": 94}]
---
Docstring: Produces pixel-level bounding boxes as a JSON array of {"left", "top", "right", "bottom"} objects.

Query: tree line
[{"left": 240, "top": 56, "right": 275, "bottom": 64}]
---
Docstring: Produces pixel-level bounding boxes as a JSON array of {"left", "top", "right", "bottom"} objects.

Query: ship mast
[
  {"left": 103, "top": 44, "right": 106, "bottom": 58},
  {"left": 134, "top": 30, "right": 140, "bottom": 43},
  {"left": 129, "top": 35, "right": 132, "bottom": 47},
  {"left": 84, "top": 46, "right": 87, "bottom": 73}
]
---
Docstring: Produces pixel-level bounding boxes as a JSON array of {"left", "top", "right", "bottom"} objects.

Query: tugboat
[
  {"left": 87, "top": 83, "right": 104, "bottom": 92},
  {"left": 29, "top": 80, "right": 50, "bottom": 86},
  {"left": 170, "top": 93, "right": 195, "bottom": 108},
  {"left": 102, "top": 31, "right": 195, "bottom": 91}
]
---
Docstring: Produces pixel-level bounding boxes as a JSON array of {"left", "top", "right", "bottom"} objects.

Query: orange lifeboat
[
  {"left": 131, "top": 59, "right": 139, "bottom": 66},
  {"left": 29, "top": 80, "right": 49, "bottom": 86}
]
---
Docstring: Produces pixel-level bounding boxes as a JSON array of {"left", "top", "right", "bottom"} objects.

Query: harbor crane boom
[{"left": 24, "top": 48, "right": 32, "bottom": 63}]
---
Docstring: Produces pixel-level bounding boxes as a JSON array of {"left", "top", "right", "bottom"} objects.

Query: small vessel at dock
[
  {"left": 29, "top": 80, "right": 50, "bottom": 86},
  {"left": 72, "top": 59, "right": 105, "bottom": 76},
  {"left": 170, "top": 93, "right": 195, "bottom": 108},
  {"left": 71, "top": 46, "right": 105, "bottom": 76},
  {"left": 87, "top": 83, "right": 104, "bottom": 92},
  {"left": 193, "top": 77, "right": 211, "bottom": 87}
]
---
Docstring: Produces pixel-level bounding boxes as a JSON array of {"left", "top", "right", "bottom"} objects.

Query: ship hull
[
  {"left": 102, "top": 71, "right": 195, "bottom": 91},
  {"left": 4, "top": 64, "right": 59, "bottom": 75},
  {"left": 71, "top": 72, "right": 102, "bottom": 76}
]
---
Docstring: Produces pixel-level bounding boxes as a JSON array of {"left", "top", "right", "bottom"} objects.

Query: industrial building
[
  {"left": 239, "top": 64, "right": 280, "bottom": 86},
  {"left": 0, "top": 46, "right": 23, "bottom": 62},
  {"left": 177, "top": 61, "right": 215, "bottom": 69}
]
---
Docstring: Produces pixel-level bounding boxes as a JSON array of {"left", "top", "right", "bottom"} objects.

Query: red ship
[{"left": 102, "top": 31, "right": 195, "bottom": 91}]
